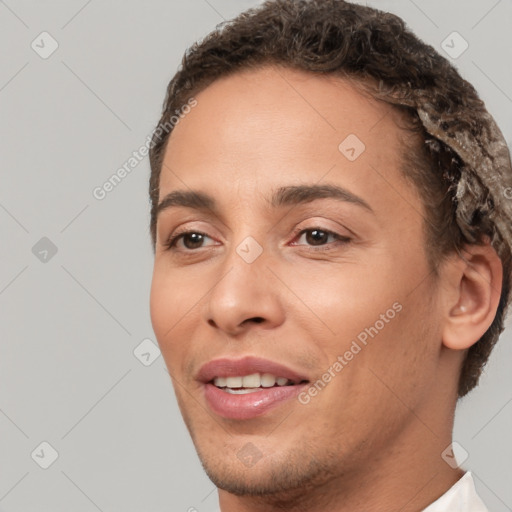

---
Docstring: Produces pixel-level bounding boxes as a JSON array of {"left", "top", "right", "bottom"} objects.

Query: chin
[{"left": 196, "top": 442, "right": 340, "bottom": 502}]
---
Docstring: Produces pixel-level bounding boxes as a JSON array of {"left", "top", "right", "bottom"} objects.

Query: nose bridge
[
  {"left": 211, "top": 232, "right": 270, "bottom": 307},
  {"left": 204, "top": 232, "right": 285, "bottom": 334}
]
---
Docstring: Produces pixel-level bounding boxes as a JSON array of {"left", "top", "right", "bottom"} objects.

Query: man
[{"left": 148, "top": 0, "right": 512, "bottom": 510}]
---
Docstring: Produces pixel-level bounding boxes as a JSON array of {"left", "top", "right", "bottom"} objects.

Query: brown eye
[
  {"left": 304, "top": 229, "right": 330, "bottom": 246},
  {"left": 295, "top": 228, "right": 348, "bottom": 247},
  {"left": 298, "top": 228, "right": 342, "bottom": 246},
  {"left": 181, "top": 232, "right": 206, "bottom": 249},
  {"left": 165, "top": 231, "right": 216, "bottom": 251}
]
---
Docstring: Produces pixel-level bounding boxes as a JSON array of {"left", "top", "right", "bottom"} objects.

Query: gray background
[{"left": 0, "top": 0, "right": 511, "bottom": 511}]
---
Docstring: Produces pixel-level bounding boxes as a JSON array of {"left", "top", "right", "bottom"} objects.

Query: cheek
[
  {"left": 281, "top": 259, "right": 401, "bottom": 340},
  {"left": 149, "top": 271, "right": 169, "bottom": 339},
  {"left": 150, "top": 265, "right": 215, "bottom": 378},
  {"left": 284, "top": 249, "right": 436, "bottom": 372},
  {"left": 305, "top": 289, "right": 438, "bottom": 438},
  {"left": 149, "top": 270, "right": 189, "bottom": 356}
]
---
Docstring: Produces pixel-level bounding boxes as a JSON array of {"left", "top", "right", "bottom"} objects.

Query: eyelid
[
  {"left": 164, "top": 229, "right": 218, "bottom": 250},
  {"left": 289, "top": 215, "right": 353, "bottom": 237},
  {"left": 291, "top": 212, "right": 357, "bottom": 235},
  {"left": 162, "top": 221, "right": 353, "bottom": 252},
  {"left": 288, "top": 226, "right": 351, "bottom": 248},
  {"left": 161, "top": 219, "right": 222, "bottom": 248}
]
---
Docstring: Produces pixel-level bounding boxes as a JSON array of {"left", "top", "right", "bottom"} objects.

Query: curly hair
[{"left": 148, "top": 0, "right": 512, "bottom": 397}]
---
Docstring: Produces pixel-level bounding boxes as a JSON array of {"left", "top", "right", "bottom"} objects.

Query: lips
[
  {"left": 198, "top": 356, "right": 309, "bottom": 383},
  {"left": 197, "top": 356, "right": 310, "bottom": 420}
]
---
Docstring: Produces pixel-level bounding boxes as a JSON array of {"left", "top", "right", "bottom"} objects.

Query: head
[{"left": 148, "top": 0, "right": 512, "bottom": 505}]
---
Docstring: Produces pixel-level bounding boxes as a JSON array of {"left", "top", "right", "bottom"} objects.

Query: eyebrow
[
  {"left": 270, "top": 184, "right": 373, "bottom": 212},
  {"left": 155, "top": 183, "right": 374, "bottom": 218}
]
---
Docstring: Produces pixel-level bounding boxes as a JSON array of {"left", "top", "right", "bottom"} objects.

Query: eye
[
  {"left": 165, "top": 231, "right": 217, "bottom": 251},
  {"left": 292, "top": 228, "right": 351, "bottom": 249}
]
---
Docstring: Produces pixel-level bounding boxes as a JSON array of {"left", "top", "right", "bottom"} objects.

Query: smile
[
  {"left": 198, "top": 357, "right": 310, "bottom": 420},
  {"left": 213, "top": 372, "right": 300, "bottom": 393}
]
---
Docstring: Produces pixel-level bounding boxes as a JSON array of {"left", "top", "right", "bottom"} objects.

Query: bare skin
[{"left": 150, "top": 65, "right": 502, "bottom": 512}]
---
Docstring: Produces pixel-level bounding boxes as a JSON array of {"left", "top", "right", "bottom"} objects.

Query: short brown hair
[{"left": 149, "top": 0, "right": 512, "bottom": 396}]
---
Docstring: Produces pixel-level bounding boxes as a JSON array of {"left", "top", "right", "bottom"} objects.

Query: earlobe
[{"left": 442, "top": 243, "right": 503, "bottom": 351}]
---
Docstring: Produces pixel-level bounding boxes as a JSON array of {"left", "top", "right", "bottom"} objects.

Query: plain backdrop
[{"left": 0, "top": 1, "right": 511, "bottom": 511}]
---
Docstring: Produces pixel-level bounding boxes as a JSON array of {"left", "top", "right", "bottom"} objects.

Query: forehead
[{"left": 159, "top": 65, "right": 418, "bottom": 215}]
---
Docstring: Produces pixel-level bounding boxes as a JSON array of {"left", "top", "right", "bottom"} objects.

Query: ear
[{"left": 442, "top": 241, "right": 503, "bottom": 350}]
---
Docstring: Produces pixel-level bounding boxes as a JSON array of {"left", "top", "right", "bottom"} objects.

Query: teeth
[
  {"left": 214, "top": 377, "right": 227, "bottom": 387},
  {"left": 213, "top": 373, "right": 293, "bottom": 389},
  {"left": 224, "top": 388, "right": 262, "bottom": 394},
  {"left": 242, "top": 373, "right": 260, "bottom": 387},
  {"left": 225, "top": 376, "right": 243, "bottom": 388},
  {"left": 261, "top": 373, "right": 276, "bottom": 387}
]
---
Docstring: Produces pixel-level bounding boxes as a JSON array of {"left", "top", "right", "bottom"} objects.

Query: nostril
[{"left": 250, "top": 317, "right": 265, "bottom": 324}]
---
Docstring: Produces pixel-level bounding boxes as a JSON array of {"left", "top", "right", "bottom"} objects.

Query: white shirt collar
[{"left": 422, "top": 472, "right": 488, "bottom": 511}]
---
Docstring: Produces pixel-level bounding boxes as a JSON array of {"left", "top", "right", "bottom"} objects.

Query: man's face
[{"left": 150, "top": 66, "right": 447, "bottom": 496}]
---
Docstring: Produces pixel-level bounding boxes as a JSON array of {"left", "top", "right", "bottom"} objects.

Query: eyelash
[
  {"left": 290, "top": 227, "right": 351, "bottom": 250},
  {"left": 163, "top": 227, "right": 351, "bottom": 253},
  {"left": 164, "top": 230, "right": 213, "bottom": 251}
]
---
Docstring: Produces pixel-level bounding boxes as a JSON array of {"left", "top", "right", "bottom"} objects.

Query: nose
[{"left": 204, "top": 247, "right": 286, "bottom": 337}]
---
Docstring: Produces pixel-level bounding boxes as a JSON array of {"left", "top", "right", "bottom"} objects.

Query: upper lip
[{"left": 197, "top": 356, "right": 310, "bottom": 384}]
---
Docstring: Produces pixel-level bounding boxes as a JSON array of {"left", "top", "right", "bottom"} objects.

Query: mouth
[
  {"left": 197, "top": 356, "right": 310, "bottom": 420},
  {"left": 212, "top": 372, "right": 307, "bottom": 393}
]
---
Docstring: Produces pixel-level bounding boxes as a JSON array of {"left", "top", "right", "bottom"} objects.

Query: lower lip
[{"left": 204, "top": 383, "right": 307, "bottom": 420}]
